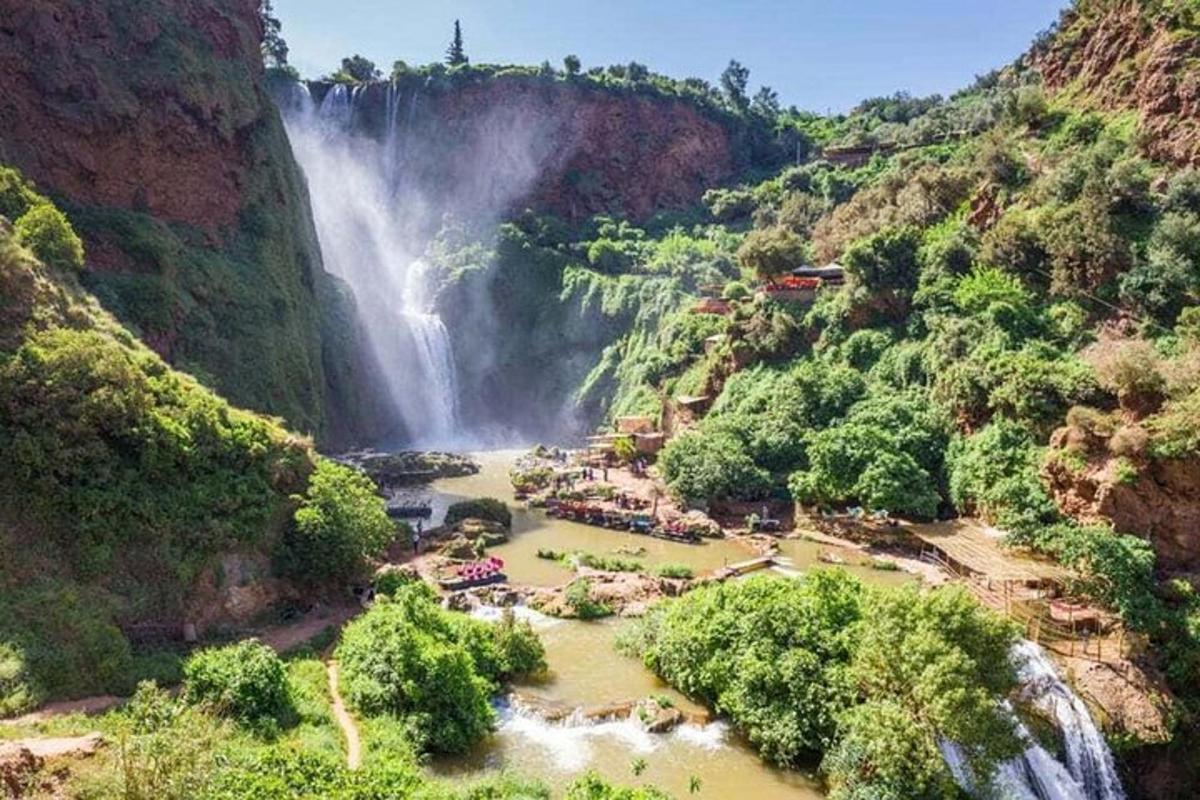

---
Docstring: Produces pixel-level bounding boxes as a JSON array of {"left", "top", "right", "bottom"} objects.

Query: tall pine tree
[{"left": 447, "top": 20, "right": 467, "bottom": 66}]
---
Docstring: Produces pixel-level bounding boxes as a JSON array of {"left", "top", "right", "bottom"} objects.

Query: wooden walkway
[{"left": 909, "top": 520, "right": 1069, "bottom": 584}]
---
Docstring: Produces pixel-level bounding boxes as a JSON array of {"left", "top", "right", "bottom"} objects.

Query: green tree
[
  {"left": 736, "top": 226, "right": 806, "bottom": 282},
  {"left": 447, "top": 19, "right": 468, "bottom": 66},
  {"left": 658, "top": 429, "right": 771, "bottom": 503},
  {"left": 751, "top": 86, "right": 781, "bottom": 118},
  {"left": 335, "top": 54, "right": 379, "bottom": 83},
  {"left": 259, "top": 0, "right": 289, "bottom": 69},
  {"left": 563, "top": 54, "right": 582, "bottom": 76},
  {"left": 182, "top": 640, "right": 293, "bottom": 729},
  {"left": 631, "top": 572, "right": 864, "bottom": 765},
  {"left": 825, "top": 585, "right": 1020, "bottom": 799},
  {"left": 335, "top": 583, "right": 543, "bottom": 754},
  {"left": 720, "top": 59, "right": 750, "bottom": 111},
  {"left": 278, "top": 459, "right": 394, "bottom": 585},
  {"left": 15, "top": 204, "right": 84, "bottom": 270},
  {"left": 842, "top": 226, "right": 922, "bottom": 315}
]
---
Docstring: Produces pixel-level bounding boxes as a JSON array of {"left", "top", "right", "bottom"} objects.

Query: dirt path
[
  {"left": 3, "top": 603, "right": 361, "bottom": 728},
  {"left": 0, "top": 733, "right": 103, "bottom": 759},
  {"left": 1, "top": 696, "right": 122, "bottom": 727},
  {"left": 326, "top": 662, "right": 361, "bottom": 770}
]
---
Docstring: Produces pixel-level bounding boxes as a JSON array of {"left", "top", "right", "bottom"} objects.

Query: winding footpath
[{"left": 327, "top": 661, "right": 362, "bottom": 770}]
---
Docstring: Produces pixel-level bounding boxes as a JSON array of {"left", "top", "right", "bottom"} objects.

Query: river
[{"left": 419, "top": 451, "right": 912, "bottom": 798}]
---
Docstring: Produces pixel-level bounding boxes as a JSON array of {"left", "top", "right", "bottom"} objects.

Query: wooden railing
[{"left": 918, "top": 551, "right": 1130, "bottom": 664}]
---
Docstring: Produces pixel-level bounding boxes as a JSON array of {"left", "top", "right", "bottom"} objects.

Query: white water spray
[
  {"left": 279, "top": 79, "right": 566, "bottom": 446},
  {"left": 281, "top": 83, "right": 462, "bottom": 447},
  {"left": 942, "top": 641, "right": 1126, "bottom": 800}
]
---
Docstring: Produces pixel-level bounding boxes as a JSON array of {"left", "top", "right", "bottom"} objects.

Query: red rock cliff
[
  {"left": 0, "top": 0, "right": 387, "bottom": 445},
  {"left": 1033, "top": 0, "right": 1200, "bottom": 167},
  {"left": 0, "top": 0, "right": 264, "bottom": 229},
  {"left": 307, "top": 77, "right": 741, "bottom": 222}
]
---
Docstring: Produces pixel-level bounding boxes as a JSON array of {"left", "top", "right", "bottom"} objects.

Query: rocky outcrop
[
  {"left": 1033, "top": 1, "right": 1200, "bottom": 166},
  {"left": 340, "top": 450, "right": 480, "bottom": 488},
  {"left": 529, "top": 569, "right": 693, "bottom": 618},
  {"left": 1042, "top": 423, "right": 1200, "bottom": 572},
  {"left": 0, "top": 0, "right": 382, "bottom": 444}
]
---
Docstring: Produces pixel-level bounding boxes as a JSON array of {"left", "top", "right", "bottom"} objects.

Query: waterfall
[
  {"left": 942, "top": 641, "right": 1126, "bottom": 800},
  {"left": 281, "top": 81, "right": 464, "bottom": 447}
]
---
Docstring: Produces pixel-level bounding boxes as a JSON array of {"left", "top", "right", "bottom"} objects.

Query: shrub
[
  {"left": 14, "top": 203, "right": 84, "bottom": 270},
  {"left": 0, "top": 641, "right": 43, "bottom": 717},
  {"left": 107, "top": 683, "right": 224, "bottom": 800},
  {"left": 182, "top": 640, "right": 293, "bottom": 728},
  {"left": 945, "top": 419, "right": 1058, "bottom": 535},
  {"left": 279, "top": 459, "right": 394, "bottom": 585},
  {"left": 655, "top": 564, "right": 695, "bottom": 579},
  {"left": 0, "top": 581, "right": 134, "bottom": 700},
  {"left": 736, "top": 226, "right": 806, "bottom": 281},
  {"left": 658, "top": 429, "right": 771, "bottom": 503},
  {"left": 1084, "top": 338, "right": 1166, "bottom": 409},
  {"left": 486, "top": 609, "right": 547, "bottom": 679},
  {"left": 335, "top": 582, "right": 543, "bottom": 754},
  {"left": 565, "top": 578, "right": 612, "bottom": 619},
  {"left": 0, "top": 165, "right": 46, "bottom": 222},
  {"left": 444, "top": 497, "right": 512, "bottom": 529}
]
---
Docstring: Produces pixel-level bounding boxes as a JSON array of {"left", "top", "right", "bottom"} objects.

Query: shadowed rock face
[{"left": 1033, "top": 2, "right": 1200, "bottom": 168}]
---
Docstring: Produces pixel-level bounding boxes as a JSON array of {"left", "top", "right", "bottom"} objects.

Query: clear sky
[{"left": 277, "top": 0, "right": 1068, "bottom": 114}]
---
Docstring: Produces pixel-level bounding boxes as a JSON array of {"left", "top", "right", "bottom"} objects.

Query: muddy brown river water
[{"left": 422, "top": 452, "right": 912, "bottom": 798}]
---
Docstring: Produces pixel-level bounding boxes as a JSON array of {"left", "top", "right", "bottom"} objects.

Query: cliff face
[
  {"left": 1033, "top": 0, "right": 1200, "bottom": 166},
  {"left": 1042, "top": 423, "right": 1200, "bottom": 573},
  {"left": 306, "top": 77, "right": 740, "bottom": 222},
  {"left": 0, "top": 0, "right": 382, "bottom": 444}
]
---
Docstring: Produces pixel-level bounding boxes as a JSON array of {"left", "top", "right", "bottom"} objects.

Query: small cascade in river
[
  {"left": 942, "top": 641, "right": 1126, "bottom": 800},
  {"left": 281, "top": 81, "right": 464, "bottom": 447}
]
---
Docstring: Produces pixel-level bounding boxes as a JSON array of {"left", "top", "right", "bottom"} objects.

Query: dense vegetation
[
  {"left": 0, "top": 169, "right": 397, "bottom": 713},
  {"left": 14, "top": 637, "right": 647, "bottom": 799},
  {"left": 621, "top": 571, "right": 1020, "bottom": 799},
  {"left": 335, "top": 581, "right": 545, "bottom": 754}
]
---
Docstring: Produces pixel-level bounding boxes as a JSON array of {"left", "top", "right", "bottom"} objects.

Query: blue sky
[{"left": 278, "top": 1, "right": 1068, "bottom": 113}]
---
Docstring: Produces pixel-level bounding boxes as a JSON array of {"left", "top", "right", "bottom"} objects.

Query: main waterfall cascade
[
  {"left": 281, "top": 82, "right": 463, "bottom": 447},
  {"left": 942, "top": 641, "right": 1126, "bottom": 800},
  {"left": 279, "top": 79, "right": 564, "bottom": 447}
]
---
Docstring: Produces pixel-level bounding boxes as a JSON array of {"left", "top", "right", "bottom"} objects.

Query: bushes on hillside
[
  {"left": 335, "top": 582, "right": 543, "bottom": 754},
  {"left": 14, "top": 204, "right": 84, "bottom": 271},
  {"left": 945, "top": 419, "right": 1058, "bottom": 533},
  {"left": 0, "top": 641, "right": 42, "bottom": 717},
  {"left": 736, "top": 226, "right": 806, "bottom": 281},
  {"left": 278, "top": 459, "right": 394, "bottom": 585},
  {"left": 0, "top": 581, "right": 133, "bottom": 703},
  {"left": 444, "top": 497, "right": 512, "bottom": 529},
  {"left": 0, "top": 326, "right": 307, "bottom": 580},
  {"left": 183, "top": 640, "right": 293, "bottom": 729}
]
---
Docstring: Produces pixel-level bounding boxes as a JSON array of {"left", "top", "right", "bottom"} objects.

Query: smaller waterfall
[{"left": 942, "top": 642, "right": 1126, "bottom": 800}]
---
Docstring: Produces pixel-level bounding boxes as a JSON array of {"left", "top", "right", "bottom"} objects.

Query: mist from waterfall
[
  {"left": 279, "top": 80, "right": 559, "bottom": 448},
  {"left": 941, "top": 641, "right": 1126, "bottom": 800}
]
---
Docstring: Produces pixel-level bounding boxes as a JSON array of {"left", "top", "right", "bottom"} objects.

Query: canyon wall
[
  {"left": 303, "top": 75, "right": 743, "bottom": 223},
  {"left": 0, "top": 0, "right": 385, "bottom": 445}
]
